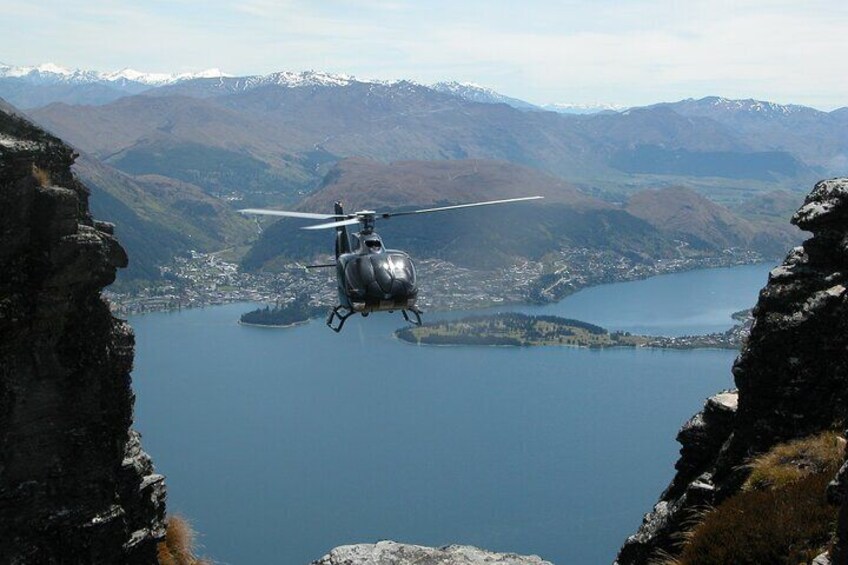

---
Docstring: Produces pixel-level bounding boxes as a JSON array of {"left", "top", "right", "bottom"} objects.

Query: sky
[{"left": 2, "top": 0, "right": 847, "bottom": 109}]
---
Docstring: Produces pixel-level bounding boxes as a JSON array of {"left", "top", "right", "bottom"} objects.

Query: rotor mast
[{"left": 357, "top": 212, "right": 377, "bottom": 234}]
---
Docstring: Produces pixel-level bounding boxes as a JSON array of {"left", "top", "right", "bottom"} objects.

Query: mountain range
[
  {"left": 9, "top": 64, "right": 846, "bottom": 194},
  {"left": 28, "top": 77, "right": 839, "bottom": 201},
  {"left": 0, "top": 62, "right": 602, "bottom": 113},
  {"left": 3, "top": 61, "right": 836, "bottom": 281},
  {"left": 240, "top": 158, "right": 802, "bottom": 272}
]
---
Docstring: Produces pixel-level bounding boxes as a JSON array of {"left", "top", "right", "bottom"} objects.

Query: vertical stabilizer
[{"left": 334, "top": 201, "right": 351, "bottom": 258}]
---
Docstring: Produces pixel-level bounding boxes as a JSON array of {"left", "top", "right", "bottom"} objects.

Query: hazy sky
[{"left": 2, "top": 0, "right": 847, "bottom": 109}]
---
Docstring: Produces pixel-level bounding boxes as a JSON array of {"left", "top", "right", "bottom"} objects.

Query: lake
[{"left": 132, "top": 263, "right": 772, "bottom": 564}]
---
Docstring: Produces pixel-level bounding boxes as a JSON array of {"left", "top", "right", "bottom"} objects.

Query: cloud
[{"left": 1, "top": 0, "right": 846, "bottom": 108}]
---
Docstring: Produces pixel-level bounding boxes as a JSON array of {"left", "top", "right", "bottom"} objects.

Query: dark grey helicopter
[{"left": 240, "top": 196, "right": 543, "bottom": 332}]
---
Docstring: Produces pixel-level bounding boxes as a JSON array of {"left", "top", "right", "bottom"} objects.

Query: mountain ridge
[
  {"left": 241, "top": 158, "right": 798, "bottom": 273},
  {"left": 31, "top": 84, "right": 830, "bottom": 207}
]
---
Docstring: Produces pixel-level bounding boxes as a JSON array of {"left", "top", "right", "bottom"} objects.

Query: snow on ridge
[
  {"left": 0, "top": 62, "right": 75, "bottom": 77},
  {"left": 704, "top": 96, "right": 807, "bottom": 115},
  {"left": 101, "top": 68, "right": 176, "bottom": 85},
  {"left": 260, "top": 70, "right": 357, "bottom": 88},
  {"left": 98, "top": 67, "right": 232, "bottom": 85},
  {"left": 432, "top": 81, "right": 495, "bottom": 93},
  {"left": 0, "top": 63, "right": 515, "bottom": 101},
  {"left": 35, "top": 62, "right": 73, "bottom": 75},
  {"left": 210, "top": 70, "right": 414, "bottom": 91},
  {"left": 182, "top": 68, "right": 230, "bottom": 80},
  {"left": 544, "top": 102, "right": 627, "bottom": 114},
  {"left": 0, "top": 62, "right": 231, "bottom": 86},
  {"left": 429, "top": 81, "right": 540, "bottom": 109}
]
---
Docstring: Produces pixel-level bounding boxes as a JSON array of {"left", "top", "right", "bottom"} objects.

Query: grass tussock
[
  {"left": 672, "top": 431, "right": 844, "bottom": 565},
  {"left": 157, "top": 515, "right": 211, "bottom": 565},
  {"left": 744, "top": 430, "right": 844, "bottom": 491},
  {"left": 31, "top": 164, "right": 51, "bottom": 187}
]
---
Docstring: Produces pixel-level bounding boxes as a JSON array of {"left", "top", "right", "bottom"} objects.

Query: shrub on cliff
[
  {"left": 157, "top": 515, "right": 210, "bottom": 565},
  {"left": 744, "top": 431, "right": 844, "bottom": 491},
  {"left": 673, "top": 431, "right": 843, "bottom": 565}
]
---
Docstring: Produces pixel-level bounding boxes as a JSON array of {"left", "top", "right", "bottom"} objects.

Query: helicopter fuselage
[{"left": 335, "top": 233, "right": 418, "bottom": 313}]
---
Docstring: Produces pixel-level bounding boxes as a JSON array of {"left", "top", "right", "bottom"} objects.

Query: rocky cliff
[
  {"left": 616, "top": 178, "right": 848, "bottom": 564},
  {"left": 0, "top": 101, "right": 165, "bottom": 562}
]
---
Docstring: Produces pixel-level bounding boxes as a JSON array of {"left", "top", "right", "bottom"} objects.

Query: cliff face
[
  {"left": 617, "top": 178, "right": 848, "bottom": 564},
  {"left": 0, "top": 102, "right": 165, "bottom": 562}
]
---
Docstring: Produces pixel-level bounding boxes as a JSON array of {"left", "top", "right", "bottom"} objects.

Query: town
[{"left": 105, "top": 246, "right": 766, "bottom": 319}]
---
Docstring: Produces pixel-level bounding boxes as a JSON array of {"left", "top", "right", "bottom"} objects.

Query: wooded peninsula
[{"left": 395, "top": 311, "right": 751, "bottom": 349}]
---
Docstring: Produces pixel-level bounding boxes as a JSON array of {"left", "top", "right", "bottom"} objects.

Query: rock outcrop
[
  {"left": 0, "top": 101, "right": 165, "bottom": 562},
  {"left": 312, "top": 541, "right": 553, "bottom": 565},
  {"left": 616, "top": 178, "right": 848, "bottom": 564}
]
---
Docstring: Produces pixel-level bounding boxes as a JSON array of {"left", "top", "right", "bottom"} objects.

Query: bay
[{"left": 132, "top": 263, "right": 772, "bottom": 564}]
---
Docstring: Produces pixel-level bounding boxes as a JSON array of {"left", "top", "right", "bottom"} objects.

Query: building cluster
[
  {"left": 641, "top": 311, "right": 754, "bottom": 350},
  {"left": 105, "top": 247, "right": 764, "bottom": 317},
  {"left": 531, "top": 246, "right": 764, "bottom": 302}
]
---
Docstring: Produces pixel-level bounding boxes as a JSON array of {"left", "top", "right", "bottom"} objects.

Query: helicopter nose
[{"left": 374, "top": 259, "right": 394, "bottom": 293}]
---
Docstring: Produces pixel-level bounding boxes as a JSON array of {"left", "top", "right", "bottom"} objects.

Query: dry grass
[
  {"left": 31, "top": 164, "right": 51, "bottom": 187},
  {"left": 669, "top": 431, "right": 844, "bottom": 565},
  {"left": 157, "top": 515, "right": 211, "bottom": 565},
  {"left": 676, "top": 470, "right": 837, "bottom": 564},
  {"left": 744, "top": 430, "right": 844, "bottom": 491}
]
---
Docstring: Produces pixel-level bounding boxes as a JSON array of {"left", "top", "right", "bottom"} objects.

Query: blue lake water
[{"left": 132, "top": 263, "right": 773, "bottom": 564}]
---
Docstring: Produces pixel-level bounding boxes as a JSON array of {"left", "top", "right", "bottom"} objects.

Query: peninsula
[
  {"left": 239, "top": 300, "right": 324, "bottom": 327},
  {"left": 395, "top": 311, "right": 752, "bottom": 349}
]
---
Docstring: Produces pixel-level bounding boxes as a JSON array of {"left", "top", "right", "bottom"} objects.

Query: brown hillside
[
  {"left": 626, "top": 186, "right": 757, "bottom": 249},
  {"left": 298, "top": 157, "right": 606, "bottom": 212}
]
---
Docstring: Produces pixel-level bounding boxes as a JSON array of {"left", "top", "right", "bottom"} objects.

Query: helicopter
[{"left": 240, "top": 196, "right": 543, "bottom": 332}]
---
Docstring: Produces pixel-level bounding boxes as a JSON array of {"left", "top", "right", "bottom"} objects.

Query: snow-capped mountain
[
  {"left": 1, "top": 62, "right": 618, "bottom": 115},
  {"left": 0, "top": 62, "right": 230, "bottom": 87},
  {"left": 666, "top": 96, "right": 813, "bottom": 118},
  {"left": 145, "top": 70, "right": 394, "bottom": 99},
  {"left": 430, "top": 81, "right": 539, "bottom": 110},
  {"left": 542, "top": 102, "right": 627, "bottom": 115}
]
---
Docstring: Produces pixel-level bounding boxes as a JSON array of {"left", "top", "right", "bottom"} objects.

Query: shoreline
[
  {"left": 395, "top": 310, "right": 752, "bottom": 351},
  {"left": 117, "top": 260, "right": 780, "bottom": 322},
  {"left": 111, "top": 257, "right": 776, "bottom": 318},
  {"left": 237, "top": 319, "right": 310, "bottom": 329},
  {"left": 395, "top": 335, "right": 739, "bottom": 352}
]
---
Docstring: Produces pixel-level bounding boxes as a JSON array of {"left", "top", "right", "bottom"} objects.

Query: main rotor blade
[
  {"left": 381, "top": 196, "right": 544, "bottom": 218},
  {"left": 239, "top": 208, "right": 347, "bottom": 220},
  {"left": 302, "top": 218, "right": 363, "bottom": 230}
]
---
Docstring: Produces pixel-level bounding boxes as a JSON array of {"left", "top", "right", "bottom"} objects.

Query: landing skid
[
  {"left": 326, "top": 306, "right": 354, "bottom": 333},
  {"left": 327, "top": 305, "right": 423, "bottom": 332},
  {"left": 402, "top": 307, "right": 423, "bottom": 326}
]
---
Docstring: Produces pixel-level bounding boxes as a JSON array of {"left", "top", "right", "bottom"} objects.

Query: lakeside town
[{"left": 105, "top": 246, "right": 767, "bottom": 320}]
